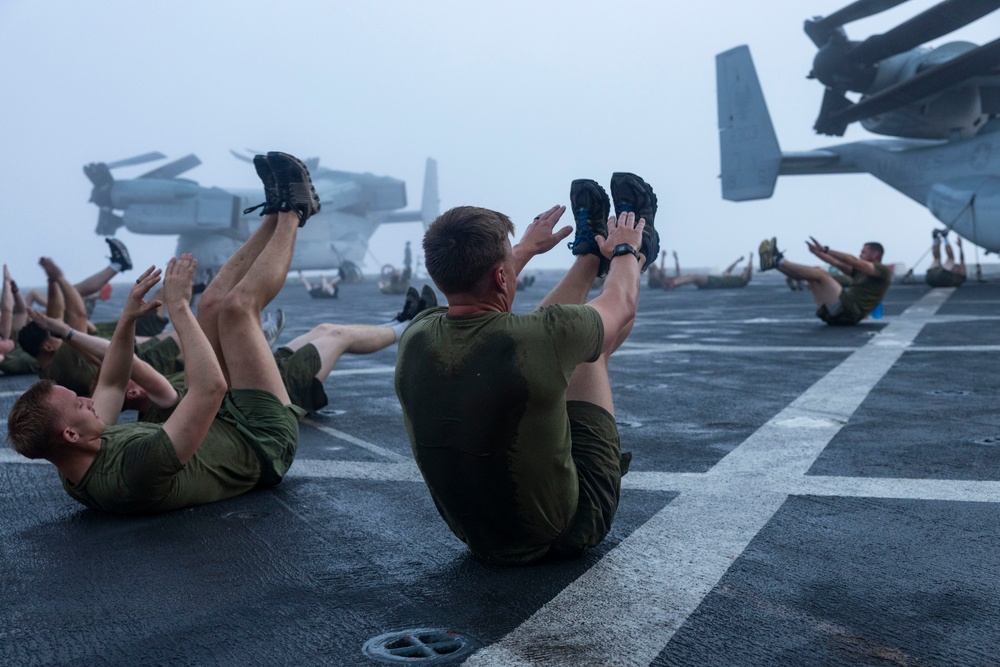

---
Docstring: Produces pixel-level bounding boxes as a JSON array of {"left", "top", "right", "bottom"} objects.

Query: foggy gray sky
[{"left": 1, "top": 1, "right": 997, "bottom": 287}]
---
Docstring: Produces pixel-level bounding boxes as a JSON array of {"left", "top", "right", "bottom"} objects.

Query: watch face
[{"left": 613, "top": 244, "right": 638, "bottom": 258}]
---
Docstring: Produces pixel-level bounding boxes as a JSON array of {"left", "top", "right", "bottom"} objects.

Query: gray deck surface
[{"left": 2, "top": 271, "right": 998, "bottom": 666}]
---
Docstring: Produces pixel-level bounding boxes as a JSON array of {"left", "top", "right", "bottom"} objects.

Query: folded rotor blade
[
  {"left": 229, "top": 149, "right": 255, "bottom": 164},
  {"left": 138, "top": 154, "right": 202, "bottom": 180},
  {"left": 830, "top": 36, "right": 1000, "bottom": 127},
  {"left": 104, "top": 152, "right": 166, "bottom": 169},
  {"left": 805, "top": 0, "right": 911, "bottom": 46},
  {"left": 849, "top": 0, "right": 1000, "bottom": 64}
]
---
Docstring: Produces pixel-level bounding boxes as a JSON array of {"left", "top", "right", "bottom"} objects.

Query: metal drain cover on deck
[{"left": 363, "top": 628, "right": 481, "bottom": 664}]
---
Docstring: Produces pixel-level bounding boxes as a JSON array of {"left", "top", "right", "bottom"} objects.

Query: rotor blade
[
  {"left": 229, "top": 149, "right": 255, "bottom": 164},
  {"left": 849, "top": 0, "right": 1000, "bottom": 64},
  {"left": 104, "top": 152, "right": 166, "bottom": 169},
  {"left": 830, "top": 36, "right": 1000, "bottom": 128},
  {"left": 138, "top": 154, "right": 201, "bottom": 180},
  {"left": 814, "top": 88, "right": 857, "bottom": 136},
  {"left": 805, "top": 0, "right": 910, "bottom": 46}
]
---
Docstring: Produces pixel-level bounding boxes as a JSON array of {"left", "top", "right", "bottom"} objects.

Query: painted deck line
[
  {"left": 464, "top": 289, "right": 953, "bottom": 667},
  {"left": 299, "top": 417, "right": 407, "bottom": 462}
]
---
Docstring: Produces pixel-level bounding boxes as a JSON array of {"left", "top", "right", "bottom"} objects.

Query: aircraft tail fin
[
  {"left": 420, "top": 158, "right": 439, "bottom": 230},
  {"left": 716, "top": 45, "right": 782, "bottom": 201},
  {"left": 380, "top": 158, "right": 440, "bottom": 225}
]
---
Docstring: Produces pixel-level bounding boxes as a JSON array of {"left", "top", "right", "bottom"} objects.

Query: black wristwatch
[{"left": 611, "top": 243, "right": 640, "bottom": 262}]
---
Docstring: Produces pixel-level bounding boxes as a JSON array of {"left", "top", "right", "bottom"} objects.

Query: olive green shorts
[
  {"left": 926, "top": 267, "right": 966, "bottom": 288},
  {"left": 217, "top": 389, "right": 306, "bottom": 487},
  {"left": 274, "top": 344, "right": 329, "bottom": 414},
  {"left": 94, "top": 321, "right": 118, "bottom": 338},
  {"left": 0, "top": 346, "right": 39, "bottom": 375},
  {"left": 698, "top": 275, "right": 748, "bottom": 290},
  {"left": 549, "top": 400, "right": 624, "bottom": 558},
  {"left": 816, "top": 296, "right": 863, "bottom": 326},
  {"left": 137, "top": 336, "right": 184, "bottom": 375}
]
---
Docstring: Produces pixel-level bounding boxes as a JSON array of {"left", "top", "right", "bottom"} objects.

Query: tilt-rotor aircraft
[
  {"left": 84, "top": 151, "right": 439, "bottom": 282},
  {"left": 717, "top": 0, "right": 1000, "bottom": 249}
]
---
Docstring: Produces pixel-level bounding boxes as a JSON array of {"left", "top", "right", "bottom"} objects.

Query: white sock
[
  {"left": 109, "top": 262, "right": 123, "bottom": 273},
  {"left": 380, "top": 320, "right": 410, "bottom": 342}
]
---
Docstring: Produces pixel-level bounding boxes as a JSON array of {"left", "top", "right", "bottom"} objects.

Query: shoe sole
[
  {"left": 758, "top": 239, "right": 775, "bottom": 271},
  {"left": 267, "top": 152, "right": 322, "bottom": 226},
  {"left": 610, "top": 173, "right": 659, "bottom": 273},
  {"left": 569, "top": 179, "right": 612, "bottom": 277}
]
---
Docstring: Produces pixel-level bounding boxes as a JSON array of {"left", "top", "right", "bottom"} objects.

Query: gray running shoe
[
  {"left": 263, "top": 308, "right": 286, "bottom": 349},
  {"left": 267, "top": 151, "right": 321, "bottom": 226}
]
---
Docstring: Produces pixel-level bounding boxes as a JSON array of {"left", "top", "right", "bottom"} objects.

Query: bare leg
[
  {"left": 723, "top": 257, "right": 742, "bottom": 275},
  {"left": 565, "top": 313, "right": 634, "bottom": 415},
  {"left": 217, "top": 211, "right": 300, "bottom": 400},
  {"left": 944, "top": 243, "right": 956, "bottom": 271},
  {"left": 198, "top": 213, "right": 280, "bottom": 376},
  {"left": 73, "top": 267, "right": 117, "bottom": 297},
  {"left": 741, "top": 253, "right": 753, "bottom": 281},
  {"left": 777, "top": 259, "right": 843, "bottom": 309},
  {"left": 538, "top": 255, "right": 600, "bottom": 307},
  {"left": 929, "top": 240, "right": 942, "bottom": 269},
  {"left": 285, "top": 323, "right": 396, "bottom": 381},
  {"left": 671, "top": 274, "right": 707, "bottom": 288}
]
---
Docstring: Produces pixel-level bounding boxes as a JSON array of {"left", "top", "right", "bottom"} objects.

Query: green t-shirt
[
  {"left": 395, "top": 304, "right": 604, "bottom": 564},
  {"left": 40, "top": 343, "right": 98, "bottom": 397},
  {"left": 843, "top": 262, "right": 892, "bottom": 316},
  {"left": 60, "top": 421, "right": 261, "bottom": 514},
  {"left": 0, "top": 345, "right": 39, "bottom": 375},
  {"left": 137, "top": 372, "right": 186, "bottom": 424}
]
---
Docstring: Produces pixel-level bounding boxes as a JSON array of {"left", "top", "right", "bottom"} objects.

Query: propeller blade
[
  {"left": 138, "top": 154, "right": 201, "bottom": 180},
  {"left": 805, "top": 0, "right": 910, "bottom": 47},
  {"left": 83, "top": 162, "right": 114, "bottom": 188},
  {"left": 104, "top": 152, "right": 166, "bottom": 169},
  {"left": 828, "top": 36, "right": 1000, "bottom": 129},
  {"left": 848, "top": 0, "right": 1000, "bottom": 65},
  {"left": 814, "top": 88, "right": 857, "bottom": 136},
  {"left": 229, "top": 149, "right": 255, "bottom": 164}
]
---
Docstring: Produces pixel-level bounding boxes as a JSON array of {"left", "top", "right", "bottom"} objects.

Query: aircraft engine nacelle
[
  {"left": 115, "top": 181, "right": 240, "bottom": 235},
  {"left": 927, "top": 177, "right": 1000, "bottom": 251},
  {"left": 859, "top": 44, "right": 989, "bottom": 140}
]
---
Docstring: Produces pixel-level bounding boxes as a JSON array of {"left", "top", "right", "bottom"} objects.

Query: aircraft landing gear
[{"left": 338, "top": 261, "right": 363, "bottom": 284}]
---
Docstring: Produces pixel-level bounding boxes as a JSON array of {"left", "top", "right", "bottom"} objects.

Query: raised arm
[
  {"left": 90, "top": 266, "right": 163, "bottom": 424},
  {"left": 806, "top": 238, "right": 870, "bottom": 276},
  {"left": 160, "top": 255, "right": 228, "bottom": 465},
  {"left": 9, "top": 272, "right": 27, "bottom": 331},
  {"left": 39, "top": 257, "right": 89, "bottom": 330},
  {"left": 511, "top": 206, "right": 573, "bottom": 276},
  {"left": 1, "top": 265, "right": 12, "bottom": 340},
  {"left": 27, "top": 307, "right": 178, "bottom": 409},
  {"left": 589, "top": 212, "right": 644, "bottom": 355}
]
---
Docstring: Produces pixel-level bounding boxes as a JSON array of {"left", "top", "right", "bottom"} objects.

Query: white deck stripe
[
  {"left": 299, "top": 417, "right": 407, "bottom": 462},
  {"left": 464, "top": 288, "right": 954, "bottom": 667}
]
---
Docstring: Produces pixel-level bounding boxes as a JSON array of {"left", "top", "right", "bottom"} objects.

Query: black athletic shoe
[
  {"left": 568, "top": 179, "right": 611, "bottom": 277},
  {"left": 758, "top": 237, "right": 783, "bottom": 271},
  {"left": 105, "top": 237, "right": 133, "bottom": 272},
  {"left": 242, "top": 154, "right": 280, "bottom": 217},
  {"left": 396, "top": 286, "right": 421, "bottom": 322},
  {"left": 417, "top": 284, "right": 438, "bottom": 314},
  {"left": 610, "top": 172, "right": 659, "bottom": 273},
  {"left": 266, "top": 151, "right": 321, "bottom": 226}
]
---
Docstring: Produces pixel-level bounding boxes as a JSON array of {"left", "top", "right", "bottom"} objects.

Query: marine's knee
[{"left": 218, "top": 288, "right": 258, "bottom": 323}]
